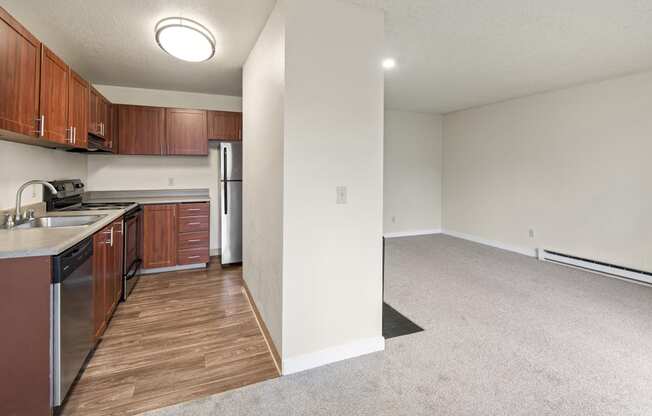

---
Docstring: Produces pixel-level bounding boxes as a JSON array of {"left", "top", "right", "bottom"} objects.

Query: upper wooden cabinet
[
  {"left": 207, "top": 111, "right": 242, "bottom": 141},
  {"left": 166, "top": 108, "right": 208, "bottom": 155},
  {"left": 68, "top": 71, "right": 88, "bottom": 148},
  {"left": 106, "top": 103, "right": 118, "bottom": 152},
  {"left": 118, "top": 105, "right": 166, "bottom": 155},
  {"left": 39, "top": 46, "right": 70, "bottom": 144},
  {"left": 0, "top": 7, "right": 41, "bottom": 137},
  {"left": 89, "top": 87, "right": 109, "bottom": 139}
]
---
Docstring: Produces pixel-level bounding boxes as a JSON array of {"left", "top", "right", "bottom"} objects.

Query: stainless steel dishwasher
[{"left": 51, "top": 237, "right": 94, "bottom": 408}]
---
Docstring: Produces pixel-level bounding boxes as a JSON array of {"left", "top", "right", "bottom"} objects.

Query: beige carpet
[{"left": 143, "top": 234, "right": 652, "bottom": 416}]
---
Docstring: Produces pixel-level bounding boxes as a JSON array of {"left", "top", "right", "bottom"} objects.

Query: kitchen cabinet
[
  {"left": 141, "top": 203, "right": 210, "bottom": 270},
  {"left": 39, "top": 45, "right": 70, "bottom": 144},
  {"left": 207, "top": 110, "right": 242, "bottom": 141},
  {"left": 118, "top": 105, "right": 166, "bottom": 155},
  {"left": 0, "top": 256, "right": 51, "bottom": 416},
  {"left": 177, "top": 202, "right": 210, "bottom": 265},
  {"left": 166, "top": 108, "right": 208, "bottom": 155},
  {"left": 93, "top": 219, "right": 123, "bottom": 339},
  {"left": 68, "top": 70, "right": 89, "bottom": 148},
  {"left": 142, "top": 204, "right": 178, "bottom": 268},
  {"left": 0, "top": 7, "right": 41, "bottom": 138},
  {"left": 89, "top": 87, "right": 109, "bottom": 139},
  {"left": 107, "top": 103, "right": 118, "bottom": 152}
]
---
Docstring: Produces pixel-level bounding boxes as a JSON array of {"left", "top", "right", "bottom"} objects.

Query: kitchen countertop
[
  {"left": 86, "top": 195, "right": 210, "bottom": 205},
  {"left": 0, "top": 207, "right": 133, "bottom": 259},
  {"left": 0, "top": 189, "right": 211, "bottom": 260}
]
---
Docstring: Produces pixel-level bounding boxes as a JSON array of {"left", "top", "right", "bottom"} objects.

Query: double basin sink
[{"left": 13, "top": 215, "right": 105, "bottom": 229}]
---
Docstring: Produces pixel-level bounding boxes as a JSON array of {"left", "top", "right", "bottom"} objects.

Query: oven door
[{"left": 122, "top": 207, "right": 142, "bottom": 301}]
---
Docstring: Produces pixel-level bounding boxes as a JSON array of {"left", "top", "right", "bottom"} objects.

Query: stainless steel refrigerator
[{"left": 220, "top": 142, "right": 243, "bottom": 264}]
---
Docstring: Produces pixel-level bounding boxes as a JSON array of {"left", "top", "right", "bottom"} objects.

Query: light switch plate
[{"left": 336, "top": 186, "right": 347, "bottom": 204}]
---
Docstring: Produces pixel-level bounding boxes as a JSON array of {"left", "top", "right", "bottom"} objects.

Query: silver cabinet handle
[
  {"left": 187, "top": 239, "right": 201, "bottom": 243},
  {"left": 103, "top": 227, "right": 114, "bottom": 246},
  {"left": 73, "top": 127, "right": 77, "bottom": 144},
  {"left": 35, "top": 115, "right": 45, "bottom": 137},
  {"left": 187, "top": 208, "right": 201, "bottom": 211},
  {"left": 188, "top": 222, "right": 200, "bottom": 225},
  {"left": 188, "top": 256, "right": 200, "bottom": 259}
]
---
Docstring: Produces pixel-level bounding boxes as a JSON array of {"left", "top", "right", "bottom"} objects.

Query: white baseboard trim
[
  {"left": 282, "top": 336, "right": 385, "bottom": 376},
  {"left": 384, "top": 228, "right": 442, "bottom": 238},
  {"left": 210, "top": 248, "right": 221, "bottom": 257},
  {"left": 442, "top": 229, "right": 536, "bottom": 257},
  {"left": 139, "top": 263, "right": 206, "bottom": 275}
]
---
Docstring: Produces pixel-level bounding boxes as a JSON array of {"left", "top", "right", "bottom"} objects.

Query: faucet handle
[
  {"left": 4, "top": 213, "right": 15, "bottom": 228},
  {"left": 26, "top": 209, "right": 35, "bottom": 220}
]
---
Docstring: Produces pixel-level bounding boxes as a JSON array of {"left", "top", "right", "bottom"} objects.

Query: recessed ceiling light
[
  {"left": 382, "top": 58, "right": 396, "bottom": 70},
  {"left": 155, "top": 17, "right": 216, "bottom": 62}
]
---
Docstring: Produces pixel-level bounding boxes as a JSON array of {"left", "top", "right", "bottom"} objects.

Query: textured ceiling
[
  {"left": 2, "top": 0, "right": 276, "bottom": 97},
  {"left": 5, "top": 0, "right": 652, "bottom": 112},
  {"left": 350, "top": 0, "right": 652, "bottom": 113}
]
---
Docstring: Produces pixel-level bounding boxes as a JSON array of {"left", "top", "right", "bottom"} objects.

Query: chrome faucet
[{"left": 12, "top": 180, "right": 58, "bottom": 225}]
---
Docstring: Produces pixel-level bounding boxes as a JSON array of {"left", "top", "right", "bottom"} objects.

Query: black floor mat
[{"left": 382, "top": 302, "right": 424, "bottom": 339}]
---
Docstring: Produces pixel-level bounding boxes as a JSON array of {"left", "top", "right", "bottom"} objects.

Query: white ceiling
[
  {"left": 5, "top": 0, "right": 652, "bottom": 113},
  {"left": 3, "top": 0, "right": 276, "bottom": 97},
  {"left": 352, "top": 0, "right": 652, "bottom": 113}
]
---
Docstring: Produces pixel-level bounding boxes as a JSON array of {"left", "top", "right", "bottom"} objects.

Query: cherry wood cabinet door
[
  {"left": 39, "top": 45, "right": 70, "bottom": 144},
  {"left": 68, "top": 70, "right": 88, "bottom": 148},
  {"left": 207, "top": 111, "right": 242, "bottom": 141},
  {"left": 118, "top": 105, "right": 166, "bottom": 155},
  {"left": 143, "top": 204, "right": 177, "bottom": 268},
  {"left": 88, "top": 87, "right": 99, "bottom": 136},
  {"left": 0, "top": 7, "right": 41, "bottom": 137},
  {"left": 166, "top": 108, "right": 207, "bottom": 155},
  {"left": 93, "top": 229, "right": 108, "bottom": 339},
  {"left": 112, "top": 219, "right": 124, "bottom": 306}
]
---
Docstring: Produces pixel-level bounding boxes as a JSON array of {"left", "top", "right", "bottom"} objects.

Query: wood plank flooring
[{"left": 62, "top": 259, "right": 279, "bottom": 416}]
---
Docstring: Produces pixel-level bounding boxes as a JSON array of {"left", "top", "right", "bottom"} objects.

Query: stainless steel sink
[{"left": 14, "top": 215, "right": 105, "bottom": 229}]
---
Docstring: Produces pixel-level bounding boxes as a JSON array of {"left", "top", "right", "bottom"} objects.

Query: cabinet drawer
[
  {"left": 178, "top": 203, "right": 209, "bottom": 218},
  {"left": 177, "top": 248, "right": 209, "bottom": 265},
  {"left": 178, "top": 231, "right": 209, "bottom": 249},
  {"left": 178, "top": 216, "right": 209, "bottom": 233}
]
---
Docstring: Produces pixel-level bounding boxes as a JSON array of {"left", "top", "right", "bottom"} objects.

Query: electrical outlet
[
  {"left": 336, "top": 186, "right": 347, "bottom": 204},
  {"left": 392, "top": 216, "right": 396, "bottom": 224},
  {"left": 529, "top": 228, "right": 535, "bottom": 239},
  {"left": 168, "top": 177, "right": 175, "bottom": 186}
]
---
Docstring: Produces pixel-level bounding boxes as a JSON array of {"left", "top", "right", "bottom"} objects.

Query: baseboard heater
[{"left": 538, "top": 249, "right": 652, "bottom": 286}]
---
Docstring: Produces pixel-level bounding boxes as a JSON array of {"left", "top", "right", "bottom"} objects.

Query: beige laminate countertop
[
  {"left": 0, "top": 207, "right": 131, "bottom": 260},
  {"left": 85, "top": 196, "right": 210, "bottom": 205}
]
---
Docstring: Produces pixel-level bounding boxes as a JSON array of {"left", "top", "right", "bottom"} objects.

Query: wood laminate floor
[{"left": 62, "top": 259, "right": 279, "bottom": 416}]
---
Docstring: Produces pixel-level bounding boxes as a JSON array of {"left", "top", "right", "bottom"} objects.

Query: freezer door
[
  {"left": 220, "top": 142, "right": 243, "bottom": 181},
  {"left": 220, "top": 180, "right": 242, "bottom": 264}
]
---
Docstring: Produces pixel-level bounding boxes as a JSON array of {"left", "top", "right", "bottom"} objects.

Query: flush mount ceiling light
[
  {"left": 382, "top": 58, "right": 396, "bottom": 70},
  {"left": 155, "top": 17, "right": 215, "bottom": 62}
]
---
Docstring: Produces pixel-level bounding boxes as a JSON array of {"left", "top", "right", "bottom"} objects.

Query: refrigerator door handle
[
  {"left": 223, "top": 147, "right": 228, "bottom": 181},
  {"left": 224, "top": 182, "right": 228, "bottom": 215}
]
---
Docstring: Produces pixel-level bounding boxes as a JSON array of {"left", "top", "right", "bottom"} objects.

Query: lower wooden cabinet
[
  {"left": 142, "top": 204, "right": 178, "bottom": 269},
  {"left": 93, "top": 219, "right": 123, "bottom": 339},
  {"left": 142, "top": 202, "right": 210, "bottom": 270}
]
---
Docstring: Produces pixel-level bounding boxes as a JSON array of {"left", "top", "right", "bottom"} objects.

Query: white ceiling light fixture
[
  {"left": 382, "top": 58, "right": 396, "bottom": 70},
  {"left": 155, "top": 17, "right": 216, "bottom": 62}
]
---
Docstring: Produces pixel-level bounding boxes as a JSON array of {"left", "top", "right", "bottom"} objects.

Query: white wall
[
  {"left": 384, "top": 110, "right": 442, "bottom": 236},
  {"left": 282, "top": 0, "right": 385, "bottom": 369},
  {"left": 242, "top": 2, "right": 286, "bottom": 356},
  {"left": 0, "top": 141, "right": 87, "bottom": 210},
  {"left": 243, "top": 0, "right": 384, "bottom": 374},
  {"left": 87, "top": 86, "right": 243, "bottom": 252},
  {"left": 443, "top": 70, "right": 652, "bottom": 271}
]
